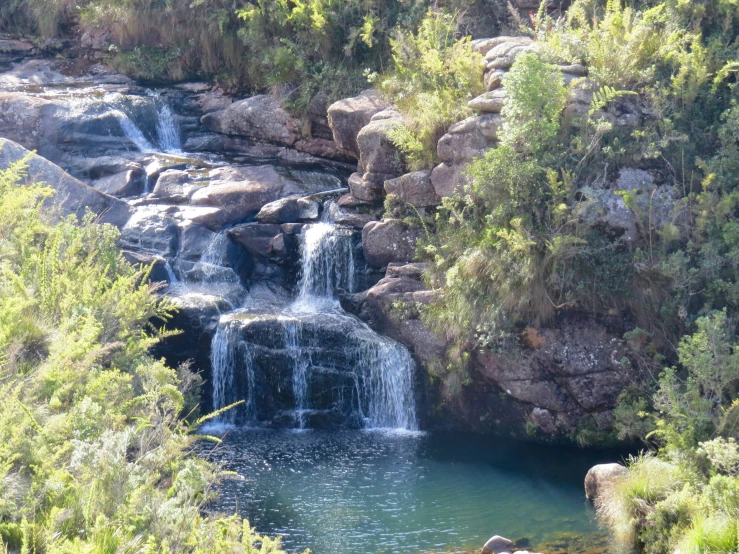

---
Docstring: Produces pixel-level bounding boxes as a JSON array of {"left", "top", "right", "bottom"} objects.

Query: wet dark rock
[
  {"left": 228, "top": 223, "right": 282, "bottom": 259},
  {"left": 121, "top": 206, "right": 179, "bottom": 257},
  {"left": 90, "top": 166, "right": 147, "bottom": 196}
]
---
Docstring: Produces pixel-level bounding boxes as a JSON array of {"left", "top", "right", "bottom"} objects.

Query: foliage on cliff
[
  {"left": 0, "top": 156, "right": 287, "bottom": 553},
  {"left": 418, "top": 0, "right": 739, "bottom": 383},
  {"left": 375, "top": 10, "right": 484, "bottom": 170}
]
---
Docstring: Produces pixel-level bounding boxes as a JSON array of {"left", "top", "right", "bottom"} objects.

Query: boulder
[
  {"left": 255, "top": 196, "right": 301, "bottom": 224},
  {"left": 357, "top": 112, "right": 404, "bottom": 176},
  {"left": 437, "top": 114, "right": 501, "bottom": 165},
  {"left": 468, "top": 90, "right": 507, "bottom": 113},
  {"left": 189, "top": 165, "right": 306, "bottom": 228},
  {"left": 120, "top": 206, "right": 178, "bottom": 257},
  {"left": 121, "top": 250, "right": 171, "bottom": 284},
  {"left": 0, "top": 138, "right": 131, "bottom": 227},
  {"left": 228, "top": 223, "right": 282, "bottom": 258},
  {"left": 90, "top": 166, "right": 147, "bottom": 197},
  {"left": 585, "top": 463, "right": 627, "bottom": 505},
  {"left": 327, "top": 202, "right": 379, "bottom": 229},
  {"left": 151, "top": 169, "right": 193, "bottom": 203},
  {"left": 327, "top": 89, "right": 388, "bottom": 158},
  {"left": 481, "top": 535, "right": 514, "bottom": 554},
  {"left": 307, "top": 91, "right": 333, "bottom": 139},
  {"left": 385, "top": 170, "right": 439, "bottom": 207},
  {"left": 362, "top": 219, "right": 421, "bottom": 267},
  {"left": 348, "top": 171, "right": 393, "bottom": 203},
  {"left": 0, "top": 93, "right": 56, "bottom": 151},
  {"left": 430, "top": 163, "right": 466, "bottom": 199},
  {"left": 201, "top": 94, "right": 300, "bottom": 145}
]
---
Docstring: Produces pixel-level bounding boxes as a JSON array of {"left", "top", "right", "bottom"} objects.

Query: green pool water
[{"left": 199, "top": 428, "right": 618, "bottom": 554}]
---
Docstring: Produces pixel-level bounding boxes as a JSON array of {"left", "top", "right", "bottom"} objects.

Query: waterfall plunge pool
[{"left": 198, "top": 429, "right": 615, "bottom": 554}]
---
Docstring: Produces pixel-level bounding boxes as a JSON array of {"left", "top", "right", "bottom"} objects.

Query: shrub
[
  {"left": 378, "top": 10, "right": 484, "bottom": 170},
  {"left": 0, "top": 157, "right": 290, "bottom": 552}
]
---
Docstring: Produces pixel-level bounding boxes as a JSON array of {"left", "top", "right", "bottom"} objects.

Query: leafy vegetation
[
  {"left": 0, "top": 156, "right": 289, "bottom": 553},
  {"left": 375, "top": 10, "right": 484, "bottom": 170}
]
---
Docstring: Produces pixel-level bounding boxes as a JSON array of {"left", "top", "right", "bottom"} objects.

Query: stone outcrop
[
  {"left": 431, "top": 114, "right": 501, "bottom": 197},
  {"left": 0, "top": 138, "right": 131, "bottom": 227},
  {"left": 200, "top": 94, "right": 346, "bottom": 160},
  {"left": 384, "top": 170, "right": 439, "bottom": 207},
  {"left": 327, "top": 89, "right": 388, "bottom": 158},
  {"left": 481, "top": 535, "right": 514, "bottom": 554},
  {"left": 362, "top": 219, "right": 422, "bottom": 267}
]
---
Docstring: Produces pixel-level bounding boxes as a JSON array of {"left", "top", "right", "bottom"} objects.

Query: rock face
[
  {"left": 362, "top": 219, "right": 422, "bottom": 267},
  {"left": 385, "top": 170, "right": 439, "bottom": 208},
  {"left": 327, "top": 89, "right": 388, "bottom": 158},
  {"left": 0, "top": 138, "right": 131, "bottom": 227},
  {"left": 0, "top": 94, "right": 56, "bottom": 151},
  {"left": 432, "top": 114, "right": 501, "bottom": 197},
  {"left": 200, "top": 94, "right": 346, "bottom": 160},
  {"left": 585, "top": 463, "right": 627, "bottom": 506}
]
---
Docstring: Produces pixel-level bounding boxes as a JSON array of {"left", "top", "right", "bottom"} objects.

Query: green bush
[
  {"left": 378, "top": 10, "right": 484, "bottom": 170},
  {"left": 0, "top": 156, "right": 291, "bottom": 552}
]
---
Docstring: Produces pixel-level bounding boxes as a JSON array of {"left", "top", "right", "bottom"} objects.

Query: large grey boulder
[
  {"left": 0, "top": 138, "right": 131, "bottom": 227},
  {"left": 585, "top": 463, "right": 627, "bottom": 506},
  {"left": 189, "top": 165, "right": 307, "bottom": 228},
  {"left": 385, "top": 170, "right": 439, "bottom": 207},
  {"left": 227, "top": 223, "right": 282, "bottom": 259},
  {"left": 327, "top": 89, "right": 388, "bottom": 158},
  {"left": 0, "top": 94, "right": 56, "bottom": 151},
  {"left": 362, "top": 219, "right": 421, "bottom": 267},
  {"left": 201, "top": 94, "right": 300, "bottom": 145}
]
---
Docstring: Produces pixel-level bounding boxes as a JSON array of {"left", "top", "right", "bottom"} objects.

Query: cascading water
[
  {"left": 295, "top": 220, "right": 356, "bottom": 308},
  {"left": 211, "top": 320, "right": 256, "bottom": 425},
  {"left": 114, "top": 109, "right": 155, "bottom": 152},
  {"left": 150, "top": 92, "right": 182, "bottom": 152},
  {"left": 209, "top": 207, "right": 417, "bottom": 431}
]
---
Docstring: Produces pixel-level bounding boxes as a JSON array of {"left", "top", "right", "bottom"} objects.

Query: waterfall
[
  {"left": 295, "top": 222, "right": 356, "bottom": 308},
  {"left": 211, "top": 320, "right": 256, "bottom": 425},
  {"left": 199, "top": 232, "right": 237, "bottom": 285},
  {"left": 283, "top": 319, "right": 310, "bottom": 429},
  {"left": 113, "top": 109, "right": 155, "bottom": 152},
  {"left": 163, "top": 261, "right": 180, "bottom": 287},
  {"left": 156, "top": 102, "right": 182, "bottom": 153},
  {"left": 353, "top": 335, "right": 417, "bottom": 430},
  {"left": 208, "top": 217, "right": 417, "bottom": 432}
]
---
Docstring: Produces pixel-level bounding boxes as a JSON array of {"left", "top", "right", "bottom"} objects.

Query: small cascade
[
  {"left": 113, "top": 109, "right": 155, "bottom": 152},
  {"left": 296, "top": 222, "right": 356, "bottom": 307},
  {"left": 211, "top": 321, "right": 256, "bottom": 425},
  {"left": 282, "top": 319, "right": 310, "bottom": 429},
  {"left": 152, "top": 95, "right": 182, "bottom": 152},
  {"left": 199, "top": 232, "right": 238, "bottom": 285},
  {"left": 352, "top": 335, "right": 417, "bottom": 430},
  {"left": 163, "top": 261, "right": 180, "bottom": 287}
]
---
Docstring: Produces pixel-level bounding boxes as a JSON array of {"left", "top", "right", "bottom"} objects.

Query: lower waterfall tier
[{"left": 211, "top": 308, "right": 418, "bottom": 431}]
